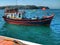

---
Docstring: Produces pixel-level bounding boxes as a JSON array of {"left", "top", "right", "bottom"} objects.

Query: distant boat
[
  {"left": 42, "top": 7, "right": 46, "bottom": 10},
  {"left": 3, "top": 8, "right": 54, "bottom": 26}
]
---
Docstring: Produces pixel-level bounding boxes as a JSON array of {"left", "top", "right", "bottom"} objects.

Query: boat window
[
  {"left": 11, "top": 13, "right": 13, "bottom": 16},
  {"left": 19, "top": 13, "right": 21, "bottom": 17}
]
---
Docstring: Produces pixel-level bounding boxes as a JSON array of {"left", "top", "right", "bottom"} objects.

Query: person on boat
[{"left": 19, "top": 13, "right": 21, "bottom": 18}]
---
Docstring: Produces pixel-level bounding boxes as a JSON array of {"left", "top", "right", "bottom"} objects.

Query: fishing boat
[
  {"left": 3, "top": 8, "right": 54, "bottom": 25},
  {"left": 0, "top": 36, "right": 41, "bottom": 45}
]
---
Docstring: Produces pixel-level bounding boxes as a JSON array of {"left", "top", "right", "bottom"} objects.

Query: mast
[
  {"left": 16, "top": 0, "right": 17, "bottom": 5},
  {"left": 16, "top": 0, "right": 18, "bottom": 8},
  {"left": 16, "top": 0, "right": 23, "bottom": 19}
]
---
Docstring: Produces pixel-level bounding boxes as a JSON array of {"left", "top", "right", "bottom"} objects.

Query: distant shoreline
[{"left": 0, "top": 5, "right": 49, "bottom": 9}]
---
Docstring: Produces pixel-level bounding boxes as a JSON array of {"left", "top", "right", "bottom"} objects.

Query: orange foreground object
[
  {"left": 0, "top": 36, "right": 26, "bottom": 45},
  {"left": 0, "top": 41, "right": 14, "bottom": 45}
]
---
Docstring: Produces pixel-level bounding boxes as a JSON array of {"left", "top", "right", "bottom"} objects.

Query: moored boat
[{"left": 3, "top": 8, "right": 54, "bottom": 26}]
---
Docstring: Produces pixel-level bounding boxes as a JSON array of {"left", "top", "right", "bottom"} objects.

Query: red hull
[{"left": 3, "top": 15, "right": 54, "bottom": 25}]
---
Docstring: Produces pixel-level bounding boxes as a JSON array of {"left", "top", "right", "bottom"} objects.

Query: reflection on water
[{"left": 0, "top": 23, "right": 55, "bottom": 45}]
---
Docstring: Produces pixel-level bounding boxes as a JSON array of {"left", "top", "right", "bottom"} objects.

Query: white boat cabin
[
  {"left": 5, "top": 8, "right": 23, "bottom": 19},
  {"left": 4, "top": 8, "right": 40, "bottom": 20}
]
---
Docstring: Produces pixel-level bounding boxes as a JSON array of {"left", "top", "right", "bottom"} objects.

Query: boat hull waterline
[{"left": 3, "top": 15, "right": 54, "bottom": 25}]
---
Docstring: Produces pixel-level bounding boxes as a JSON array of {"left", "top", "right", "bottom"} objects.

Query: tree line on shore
[{"left": 0, "top": 5, "right": 49, "bottom": 9}]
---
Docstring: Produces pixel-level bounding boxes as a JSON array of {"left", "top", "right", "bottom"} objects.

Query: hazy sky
[{"left": 0, "top": 0, "right": 60, "bottom": 9}]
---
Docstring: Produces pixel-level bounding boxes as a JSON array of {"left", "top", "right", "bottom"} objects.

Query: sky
[{"left": 0, "top": 0, "right": 60, "bottom": 9}]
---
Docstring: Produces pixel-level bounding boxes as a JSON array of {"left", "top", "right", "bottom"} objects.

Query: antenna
[
  {"left": 16, "top": 0, "right": 18, "bottom": 8},
  {"left": 16, "top": 0, "right": 17, "bottom": 6}
]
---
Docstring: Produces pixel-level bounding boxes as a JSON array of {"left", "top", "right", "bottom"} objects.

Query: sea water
[{"left": 0, "top": 9, "right": 60, "bottom": 45}]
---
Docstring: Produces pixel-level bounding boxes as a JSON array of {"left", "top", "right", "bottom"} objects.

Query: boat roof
[{"left": 5, "top": 8, "right": 18, "bottom": 13}]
